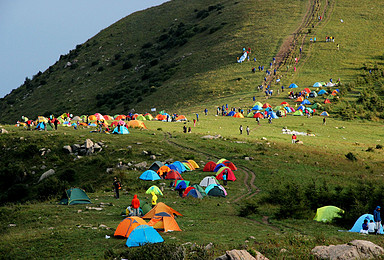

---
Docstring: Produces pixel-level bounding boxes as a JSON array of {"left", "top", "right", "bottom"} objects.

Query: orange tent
[
  {"left": 103, "top": 115, "right": 112, "bottom": 120},
  {"left": 233, "top": 112, "right": 244, "bottom": 118},
  {"left": 126, "top": 120, "right": 147, "bottom": 129},
  {"left": 155, "top": 114, "right": 167, "bottom": 121},
  {"left": 331, "top": 90, "right": 338, "bottom": 96},
  {"left": 114, "top": 217, "right": 148, "bottom": 238},
  {"left": 115, "top": 115, "right": 126, "bottom": 121},
  {"left": 143, "top": 202, "right": 182, "bottom": 219},
  {"left": 303, "top": 88, "right": 311, "bottom": 93},
  {"left": 88, "top": 115, "right": 97, "bottom": 121},
  {"left": 147, "top": 212, "right": 181, "bottom": 232},
  {"left": 324, "top": 99, "right": 331, "bottom": 104},
  {"left": 157, "top": 166, "right": 171, "bottom": 176},
  {"left": 295, "top": 96, "right": 304, "bottom": 102},
  {"left": 175, "top": 115, "right": 187, "bottom": 121}
]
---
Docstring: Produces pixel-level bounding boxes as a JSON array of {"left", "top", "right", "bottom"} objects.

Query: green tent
[
  {"left": 313, "top": 206, "right": 344, "bottom": 223},
  {"left": 140, "top": 200, "right": 152, "bottom": 215},
  {"left": 136, "top": 115, "right": 146, "bottom": 121},
  {"left": 293, "top": 110, "right": 303, "bottom": 116},
  {"left": 191, "top": 184, "right": 207, "bottom": 197},
  {"left": 66, "top": 188, "right": 91, "bottom": 205},
  {"left": 246, "top": 112, "right": 255, "bottom": 118}
]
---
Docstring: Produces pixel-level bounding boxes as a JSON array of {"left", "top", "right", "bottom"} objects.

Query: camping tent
[
  {"left": 175, "top": 180, "right": 189, "bottom": 190},
  {"left": 313, "top": 206, "right": 344, "bottom": 222},
  {"left": 213, "top": 163, "right": 226, "bottom": 172},
  {"left": 233, "top": 112, "right": 244, "bottom": 118},
  {"left": 199, "top": 176, "right": 219, "bottom": 187},
  {"left": 185, "top": 188, "right": 204, "bottom": 199},
  {"left": 216, "top": 167, "right": 236, "bottom": 181},
  {"left": 227, "top": 111, "right": 236, "bottom": 116},
  {"left": 176, "top": 115, "right": 187, "bottom": 121},
  {"left": 187, "top": 160, "right": 199, "bottom": 169},
  {"left": 222, "top": 160, "right": 237, "bottom": 171},
  {"left": 143, "top": 202, "right": 183, "bottom": 219},
  {"left": 289, "top": 83, "right": 298, "bottom": 88},
  {"left": 168, "top": 161, "right": 187, "bottom": 173},
  {"left": 139, "top": 170, "right": 161, "bottom": 181},
  {"left": 112, "top": 126, "right": 129, "bottom": 134},
  {"left": 146, "top": 185, "right": 163, "bottom": 196},
  {"left": 149, "top": 161, "right": 164, "bottom": 172},
  {"left": 301, "top": 99, "right": 311, "bottom": 105},
  {"left": 349, "top": 214, "right": 383, "bottom": 234},
  {"left": 157, "top": 166, "right": 171, "bottom": 176},
  {"left": 320, "top": 111, "right": 329, "bottom": 116},
  {"left": 144, "top": 113, "right": 153, "bottom": 120},
  {"left": 313, "top": 82, "right": 322, "bottom": 88},
  {"left": 203, "top": 161, "right": 217, "bottom": 172},
  {"left": 114, "top": 217, "right": 148, "bottom": 238},
  {"left": 309, "top": 91, "right": 318, "bottom": 98},
  {"left": 136, "top": 115, "right": 146, "bottom": 121},
  {"left": 318, "top": 89, "right": 327, "bottom": 95},
  {"left": 293, "top": 110, "right": 304, "bottom": 116},
  {"left": 126, "top": 225, "right": 164, "bottom": 247},
  {"left": 148, "top": 212, "right": 182, "bottom": 232},
  {"left": 191, "top": 184, "right": 207, "bottom": 197},
  {"left": 205, "top": 184, "right": 227, "bottom": 197},
  {"left": 252, "top": 105, "right": 263, "bottom": 111},
  {"left": 127, "top": 120, "right": 147, "bottom": 129},
  {"left": 164, "top": 170, "right": 183, "bottom": 180},
  {"left": 66, "top": 188, "right": 91, "bottom": 205},
  {"left": 324, "top": 99, "right": 331, "bottom": 104},
  {"left": 253, "top": 112, "right": 264, "bottom": 119}
]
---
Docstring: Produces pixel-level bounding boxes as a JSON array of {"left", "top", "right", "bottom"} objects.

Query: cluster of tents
[
  {"left": 114, "top": 202, "right": 182, "bottom": 247},
  {"left": 313, "top": 205, "right": 383, "bottom": 234}
]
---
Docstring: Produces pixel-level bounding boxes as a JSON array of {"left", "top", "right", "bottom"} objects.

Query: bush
[
  {"left": 239, "top": 200, "right": 259, "bottom": 217},
  {"left": 122, "top": 61, "right": 133, "bottom": 70},
  {"left": 91, "top": 60, "right": 99, "bottom": 67},
  {"left": 345, "top": 152, "right": 357, "bottom": 161},
  {"left": 376, "top": 144, "right": 383, "bottom": 149},
  {"left": 97, "top": 66, "right": 104, "bottom": 72}
]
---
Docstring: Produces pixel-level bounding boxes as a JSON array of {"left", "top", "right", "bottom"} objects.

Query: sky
[{"left": 0, "top": 0, "right": 168, "bottom": 98}]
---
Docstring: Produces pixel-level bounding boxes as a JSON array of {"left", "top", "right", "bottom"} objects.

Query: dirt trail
[{"left": 263, "top": 0, "right": 333, "bottom": 87}]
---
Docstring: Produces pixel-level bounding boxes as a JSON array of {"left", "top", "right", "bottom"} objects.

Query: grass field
[{"left": 1, "top": 111, "right": 384, "bottom": 259}]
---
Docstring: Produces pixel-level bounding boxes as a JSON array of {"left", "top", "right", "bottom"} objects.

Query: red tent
[
  {"left": 216, "top": 167, "right": 236, "bottom": 181},
  {"left": 203, "top": 161, "right": 217, "bottom": 172},
  {"left": 182, "top": 187, "right": 196, "bottom": 198},
  {"left": 222, "top": 160, "right": 237, "bottom": 171},
  {"left": 164, "top": 170, "right": 183, "bottom": 180}
]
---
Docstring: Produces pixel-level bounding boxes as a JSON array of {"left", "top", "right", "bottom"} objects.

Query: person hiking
[
  {"left": 151, "top": 192, "right": 158, "bottom": 208},
  {"left": 374, "top": 206, "right": 381, "bottom": 234},
  {"left": 113, "top": 177, "right": 121, "bottom": 199},
  {"left": 239, "top": 125, "right": 243, "bottom": 134},
  {"left": 246, "top": 126, "right": 250, "bottom": 135},
  {"left": 131, "top": 194, "right": 140, "bottom": 216}
]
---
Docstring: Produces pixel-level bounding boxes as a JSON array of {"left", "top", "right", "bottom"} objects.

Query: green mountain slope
[{"left": 0, "top": 0, "right": 307, "bottom": 123}]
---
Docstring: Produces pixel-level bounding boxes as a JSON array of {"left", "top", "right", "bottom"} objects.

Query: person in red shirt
[
  {"left": 131, "top": 194, "right": 140, "bottom": 216},
  {"left": 292, "top": 134, "right": 297, "bottom": 144}
]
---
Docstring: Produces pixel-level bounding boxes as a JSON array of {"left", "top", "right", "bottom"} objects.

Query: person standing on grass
[
  {"left": 204, "top": 108, "right": 208, "bottom": 115},
  {"left": 131, "top": 194, "right": 140, "bottom": 216},
  {"left": 246, "top": 126, "right": 250, "bottom": 135},
  {"left": 292, "top": 134, "right": 297, "bottom": 144},
  {"left": 323, "top": 117, "right": 326, "bottom": 125},
  {"left": 239, "top": 125, "right": 243, "bottom": 134},
  {"left": 113, "top": 177, "right": 121, "bottom": 199},
  {"left": 374, "top": 206, "right": 381, "bottom": 234},
  {"left": 223, "top": 171, "right": 228, "bottom": 186},
  {"left": 196, "top": 113, "right": 199, "bottom": 122}
]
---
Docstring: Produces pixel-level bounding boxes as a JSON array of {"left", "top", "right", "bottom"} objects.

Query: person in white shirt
[{"left": 368, "top": 220, "right": 376, "bottom": 234}]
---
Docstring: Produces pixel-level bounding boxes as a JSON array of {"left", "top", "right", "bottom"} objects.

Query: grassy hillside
[{"left": 0, "top": 0, "right": 307, "bottom": 123}]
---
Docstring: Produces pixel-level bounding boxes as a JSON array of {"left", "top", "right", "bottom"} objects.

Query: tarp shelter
[
  {"left": 199, "top": 176, "right": 219, "bottom": 187},
  {"left": 143, "top": 202, "right": 183, "bottom": 219},
  {"left": 205, "top": 184, "right": 226, "bottom": 197},
  {"left": 139, "top": 170, "right": 161, "bottom": 181},
  {"left": 203, "top": 161, "right": 217, "bottom": 172},
  {"left": 313, "top": 206, "right": 344, "bottom": 222},
  {"left": 112, "top": 126, "right": 129, "bottom": 134},
  {"left": 164, "top": 170, "right": 183, "bottom": 180},
  {"left": 313, "top": 82, "right": 323, "bottom": 88},
  {"left": 320, "top": 111, "right": 329, "bottom": 116},
  {"left": 216, "top": 167, "right": 236, "bottom": 181},
  {"left": 66, "top": 188, "right": 91, "bottom": 205},
  {"left": 127, "top": 120, "right": 147, "bottom": 129},
  {"left": 146, "top": 185, "right": 163, "bottom": 196},
  {"left": 349, "top": 214, "right": 383, "bottom": 234},
  {"left": 149, "top": 161, "right": 164, "bottom": 172},
  {"left": 289, "top": 83, "right": 298, "bottom": 88},
  {"left": 126, "top": 225, "right": 164, "bottom": 247},
  {"left": 148, "top": 212, "right": 182, "bottom": 232},
  {"left": 114, "top": 217, "right": 148, "bottom": 238}
]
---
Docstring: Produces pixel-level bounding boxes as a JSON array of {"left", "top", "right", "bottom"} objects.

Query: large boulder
[
  {"left": 311, "top": 240, "right": 384, "bottom": 259},
  {"left": 215, "top": 249, "right": 268, "bottom": 260}
]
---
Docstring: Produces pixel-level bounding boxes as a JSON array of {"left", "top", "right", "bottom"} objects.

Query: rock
[
  {"left": 84, "top": 139, "right": 94, "bottom": 149},
  {"left": 86, "top": 206, "right": 103, "bottom": 211},
  {"left": 142, "top": 150, "right": 149, "bottom": 155},
  {"left": 78, "top": 148, "right": 87, "bottom": 156},
  {"left": 93, "top": 143, "right": 102, "bottom": 152},
  {"left": 201, "top": 134, "right": 222, "bottom": 139},
  {"left": 127, "top": 145, "right": 132, "bottom": 149},
  {"left": 38, "top": 169, "right": 55, "bottom": 182},
  {"left": 63, "top": 145, "right": 72, "bottom": 154},
  {"left": 71, "top": 144, "right": 81, "bottom": 152},
  {"left": 106, "top": 168, "right": 114, "bottom": 173},
  {"left": 8, "top": 224, "right": 16, "bottom": 227},
  {"left": 99, "top": 224, "right": 108, "bottom": 229},
  {"left": 244, "top": 157, "right": 250, "bottom": 161},
  {"left": 261, "top": 137, "right": 267, "bottom": 140},
  {"left": 134, "top": 161, "right": 147, "bottom": 170},
  {"left": 20, "top": 136, "right": 24, "bottom": 140},
  {"left": 249, "top": 236, "right": 256, "bottom": 240},
  {"left": 149, "top": 155, "right": 156, "bottom": 160},
  {"left": 40, "top": 165, "right": 47, "bottom": 170},
  {"left": 215, "top": 249, "right": 267, "bottom": 260},
  {"left": 311, "top": 240, "right": 384, "bottom": 260},
  {"left": 280, "top": 248, "right": 288, "bottom": 253},
  {"left": 0, "top": 128, "right": 8, "bottom": 134}
]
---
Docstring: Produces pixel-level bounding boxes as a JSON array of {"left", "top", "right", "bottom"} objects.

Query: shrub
[
  {"left": 345, "top": 152, "right": 357, "bottom": 161},
  {"left": 142, "top": 42, "right": 153, "bottom": 49},
  {"left": 91, "top": 61, "right": 99, "bottom": 67},
  {"left": 97, "top": 66, "right": 104, "bottom": 72},
  {"left": 376, "top": 144, "right": 383, "bottom": 149},
  {"left": 122, "top": 61, "right": 133, "bottom": 70},
  {"left": 239, "top": 200, "right": 259, "bottom": 217}
]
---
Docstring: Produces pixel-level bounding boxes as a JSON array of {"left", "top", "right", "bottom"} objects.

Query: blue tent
[
  {"left": 175, "top": 180, "right": 189, "bottom": 190},
  {"left": 36, "top": 122, "right": 45, "bottom": 130},
  {"left": 318, "top": 89, "right": 327, "bottom": 95},
  {"left": 297, "top": 105, "right": 306, "bottom": 111},
  {"left": 301, "top": 99, "right": 311, "bottom": 105},
  {"left": 186, "top": 189, "right": 204, "bottom": 199},
  {"left": 126, "top": 225, "right": 164, "bottom": 247},
  {"left": 113, "top": 126, "right": 129, "bottom": 134},
  {"left": 289, "top": 83, "right": 298, "bottom": 88},
  {"left": 270, "top": 112, "right": 279, "bottom": 119},
  {"left": 252, "top": 105, "right": 262, "bottom": 111},
  {"left": 313, "top": 82, "right": 322, "bottom": 88},
  {"left": 139, "top": 170, "right": 160, "bottom": 181},
  {"left": 349, "top": 214, "right": 383, "bottom": 234},
  {"left": 213, "top": 163, "right": 226, "bottom": 172},
  {"left": 320, "top": 111, "right": 329, "bottom": 116},
  {"left": 285, "top": 107, "right": 293, "bottom": 113},
  {"left": 227, "top": 111, "right": 236, "bottom": 116},
  {"left": 172, "top": 161, "right": 187, "bottom": 173}
]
